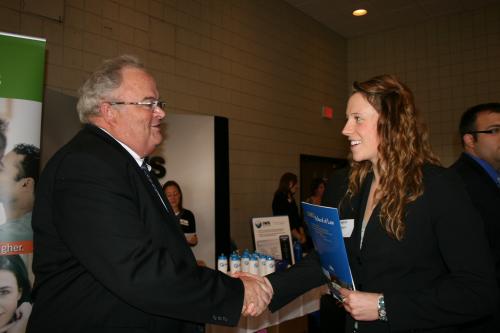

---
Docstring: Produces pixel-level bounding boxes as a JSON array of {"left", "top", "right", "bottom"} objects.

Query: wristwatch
[{"left": 378, "top": 295, "right": 388, "bottom": 322}]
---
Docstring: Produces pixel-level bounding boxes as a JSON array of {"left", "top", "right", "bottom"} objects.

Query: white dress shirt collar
[{"left": 98, "top": 127, "right": 150, "bottom": 170}]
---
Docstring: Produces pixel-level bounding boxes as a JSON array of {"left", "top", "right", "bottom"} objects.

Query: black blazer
[
  {"left": 268, "top": 165, "right": 497, "bottom": 333},
  {"left": 28, "top": 125, "right": 244, "bottom": 333},
  {"left": 450, "top": 153, "right": 500, "bottom": 331},
  {"left": 450, "top": 153, "right": 500, "bottom": 282}
]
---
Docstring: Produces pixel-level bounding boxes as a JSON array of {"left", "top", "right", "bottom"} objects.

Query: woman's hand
[
  {"left": 292, "top": 228, "right": 307, "bottom": 244},
  {"left": 187, "top": 234, "right": 198, "bottom": 246},
  {"left": 340, "top": 288, "right": 380, "bottom": 321},
  {"left": 1, "top": 302, "right": 32, "bottom": 333}
]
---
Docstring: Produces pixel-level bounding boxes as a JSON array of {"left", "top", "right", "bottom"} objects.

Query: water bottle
[
  {"left": 249, "top": 254, "right": 259, "bottom": 275},
  {"left": 293, "top": 240, "right": 303, "bottom": 263},
  {"left": 258, "top": 253, "right": 267, "bottom": 276},
  {"left": 217, "top": 253, "right": 228, "bottom": 274},
  {"left": 229, "top": 252, "right": 241, "bottom": 274},
  {"left": 266, "top": 255, "right": 275, "bottom": 275},
  {"left": 241, "top": 251, "right": 250, "bottom": 273}
]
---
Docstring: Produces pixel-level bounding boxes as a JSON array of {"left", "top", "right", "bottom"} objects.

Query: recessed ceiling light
[{"left": 352, "top": 9, "right": 368, "bottom": 16}]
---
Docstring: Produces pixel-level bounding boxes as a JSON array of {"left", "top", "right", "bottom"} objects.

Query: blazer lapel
[
  {"left": 84, "top": 125, "right": 174, "bottom": 218},
  {"left": 140, "top": 163, "right": 175, "bottom": 215},
  {"left": 358, "top": 173, "right": 376, "bottom": 252}
]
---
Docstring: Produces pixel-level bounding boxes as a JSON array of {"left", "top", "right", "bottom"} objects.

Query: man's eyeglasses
[
  {"left": 467, "top": 127, "right": 500, "bottom": 135},
  {"left": 107, "top": 100, "right": 166, "bottom": 111}
]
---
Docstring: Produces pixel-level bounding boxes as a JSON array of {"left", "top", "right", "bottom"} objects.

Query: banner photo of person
[{"left": 0, "top": 31, "right": 46, "bottom": 332}]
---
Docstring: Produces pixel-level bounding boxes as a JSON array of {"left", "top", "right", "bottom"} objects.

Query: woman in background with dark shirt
[
  {"left": 272, "top": 172, "right": 306, "bottom": 245},
  {"left": 305, "top": 177, "right": 326, "bottom": 205},
  {"left": 163, "top": 180, "right": 198, "bottom": 247}
]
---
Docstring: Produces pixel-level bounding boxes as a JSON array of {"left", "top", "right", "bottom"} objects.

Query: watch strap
[{"left": 378, "top": 295, "right": 388, "bottom": 322}]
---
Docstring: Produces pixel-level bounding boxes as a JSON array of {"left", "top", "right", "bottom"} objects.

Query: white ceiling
[{"left": 284, "top": 0, "right": 500, "bottom": 38}]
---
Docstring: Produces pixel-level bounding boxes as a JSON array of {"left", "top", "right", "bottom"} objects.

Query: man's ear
[
  {"left": 463, "top": 133, "right": 475, "bottom": 151},
  {"left": 99, "top": 102, "right": 117, "bottom": 123},
  {"left": 21, "top": 177, "right": 34, "bottom": 189}
]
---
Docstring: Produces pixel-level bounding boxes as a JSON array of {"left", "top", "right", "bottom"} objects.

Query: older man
[
  {"left": 450, "top": 103, "right": 500, "bottom": 332},
  {"left": 27, "top": 55, "right": 272, "bottom": 333}
]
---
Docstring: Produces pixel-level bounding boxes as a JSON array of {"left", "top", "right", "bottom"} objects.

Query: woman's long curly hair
[{"left": 346, "top": 74, "right": 440, "bottom": 240}]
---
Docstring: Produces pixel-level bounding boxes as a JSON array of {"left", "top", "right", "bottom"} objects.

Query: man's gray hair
[{"left": 76, "top": 54, "right": 145, "bottom": 123}]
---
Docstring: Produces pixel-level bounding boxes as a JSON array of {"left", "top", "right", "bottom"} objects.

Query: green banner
[
  {"left": 0, "top": 32, "right": 46, "bottom": 102},
  {"left": 0, "top": 33, "right": 45, "bottom": 330}
]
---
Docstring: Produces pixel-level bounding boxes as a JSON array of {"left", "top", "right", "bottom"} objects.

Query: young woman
[
  {"left": 266, "top": 75, "right": 497, "bottom": 333},
  {"left": 305, "top": 178, "right": 326, "bottom": 205},
  {"left": 272, "top": 172, "right": 306, "bottom": 245},
  {"left": 163, "top": 181, "right": 198, "bottom": 247},
  {"left": 0, "top": 255, "right": 31, "bottom": 333}
]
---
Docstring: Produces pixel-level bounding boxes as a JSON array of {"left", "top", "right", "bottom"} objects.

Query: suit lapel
[
  {"left": 141, "top": 164, "right": 175, "bottom": 215},
  {"left": 84, "top": 125, "right": 174, "bottom": 218},
  {"left": 345, "top": 173, "right": 373, "bottom": 257},
  {"left": 461, "top": 154, "right": 500, "bottom": 193},
  {"left": 357, "top": 173, "right": 376, "bottom": 252}
]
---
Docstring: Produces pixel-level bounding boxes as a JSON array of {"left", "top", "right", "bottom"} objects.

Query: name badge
[
  {"left": 179, "top": 218, "right": 189, "bottom": 226},
  {"left": 340, "top": 219, "right": 354, "bottom": 238}
]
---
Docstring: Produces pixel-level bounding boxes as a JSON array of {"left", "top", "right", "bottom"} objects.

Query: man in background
[
  {"left": 450, "top": 102, "right": 500, "bottom": 332},
  {"left": 27, "top": 55, "right": 272, "bottom": 333},
  {"left": 0, "top": 143, "right": 39, "bottom": 242}
]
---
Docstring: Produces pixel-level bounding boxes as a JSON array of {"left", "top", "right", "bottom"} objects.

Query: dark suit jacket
[
  {"left": 27, "top": 125, "right": 244, "bottom": 333},
  {"left": 450, "top": 153, "right": 500, "bottom": 331},
  {"left": 268, "top": 165, "right": 497, "bottom": 333}
]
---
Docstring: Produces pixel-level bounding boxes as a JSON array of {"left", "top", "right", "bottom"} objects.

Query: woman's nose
[{"left": 342, "top": 120, "right": 352, "bottom": 136}]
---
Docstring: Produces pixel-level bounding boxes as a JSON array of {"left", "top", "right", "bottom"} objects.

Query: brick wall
[
  {"left": 347, "top": 3, "right": 500, "bottom": 166},
  {"left": 0, "top": 0, "right": 348, "bottom": 249}
]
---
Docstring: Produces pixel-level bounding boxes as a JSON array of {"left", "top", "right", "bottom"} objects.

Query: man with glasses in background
[
  {"left": 450, "top": 103, "right": 500, "bottom": 332},
  {"left": 27, "top": 55, "right": 272, "bottom": 333}
]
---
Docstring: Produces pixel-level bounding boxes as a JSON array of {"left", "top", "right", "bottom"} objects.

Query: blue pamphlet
[{"left": 302, "top": 202, "right": 355, "bottom": 301}]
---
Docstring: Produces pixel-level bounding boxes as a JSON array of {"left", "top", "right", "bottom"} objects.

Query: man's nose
[{"left": 155, "top": 107, "right": 166, "bottom": 119}]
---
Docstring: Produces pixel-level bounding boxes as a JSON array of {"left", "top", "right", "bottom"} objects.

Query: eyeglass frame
[
  {"left": 467, "top": 127, "right": 500, "bottom": 135},
  {"left": 105, "top": 100, "right": 167, "bottom": 111}
]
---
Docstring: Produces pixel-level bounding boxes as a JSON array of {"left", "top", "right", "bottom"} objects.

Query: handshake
[{"left": 233, "top": 272, "right": 274, "bottom": 317}]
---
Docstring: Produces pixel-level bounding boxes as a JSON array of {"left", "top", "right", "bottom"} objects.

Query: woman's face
[
  {"left": 289, "top": 181, "right": 298, "bottom": 195},
  {"left": 0, "top": 269, "right": 21, "bottom": 327},
  {"left": 315, "top": 183, "right": 325, "bottom": 197},
  {"left": 342, "top": 93, "right": 380, "bottom": 165},
  {"left": 164, "top": 185, "right": 181, "bottom": 208}
]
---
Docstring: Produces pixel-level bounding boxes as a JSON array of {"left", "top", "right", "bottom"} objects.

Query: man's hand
[
  {"left": 234, "top": 272, "right": 274, "bottom": 317},
  {"left": 340, "top": 288, "right": 380, "bottom": 321}
]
